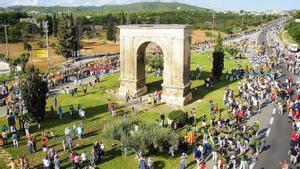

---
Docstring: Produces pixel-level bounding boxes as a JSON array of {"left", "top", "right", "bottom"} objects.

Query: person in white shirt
[
  {"left": 43, "top": 156, "right": 50, "bottom": 168},
  {"left": 81, "top": 151, "right": 87, "bottom": 167},
  {"left": 65, "top": 127, "right": 70, "bottom": 137},
  {"left": 77, "top": 126, "right": 83, "bottom": 140}
]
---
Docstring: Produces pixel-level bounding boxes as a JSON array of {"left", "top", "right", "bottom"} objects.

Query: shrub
[
  {"left": 146, "top": 55, "right": 164, "bottom": 70},
  {"left": 103, "top": 117, "right": 140, "bottom": 140},
  {"left": 205, "top": 31, "right": 213, "bottom": 37},
  {"left": 103, "top": 118, "right": 178, "bottom": 155},
  {"left": 168, "top": 110, "right": 187, "bottom": 125}
]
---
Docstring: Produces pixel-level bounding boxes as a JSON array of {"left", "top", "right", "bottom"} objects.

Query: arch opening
[{"left": 136, "top": 41, "right": 164, "bottom": 94}]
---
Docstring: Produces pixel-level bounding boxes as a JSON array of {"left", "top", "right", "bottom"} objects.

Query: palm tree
[{"left": 19, "top": 52, "right": 30, "bottom": 73}]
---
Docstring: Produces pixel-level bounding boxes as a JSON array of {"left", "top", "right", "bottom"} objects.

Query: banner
[{"left": 36, "top": 49, "right": 47, "bottom": 58}]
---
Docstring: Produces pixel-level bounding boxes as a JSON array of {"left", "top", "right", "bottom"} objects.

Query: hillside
[{"left": 6, "top": 2, "right": 209, "bottom": 15}]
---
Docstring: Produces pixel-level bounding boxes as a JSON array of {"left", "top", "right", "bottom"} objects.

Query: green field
[{"left": 0, "top": 51, "right": 250, "bottom": 169}]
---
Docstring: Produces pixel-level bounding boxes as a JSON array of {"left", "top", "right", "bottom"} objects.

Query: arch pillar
[{"left": 118, "top": 25, "right": 192, "bottom": 106}]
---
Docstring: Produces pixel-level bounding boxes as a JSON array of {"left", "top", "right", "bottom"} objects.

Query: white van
[{"left": 288, "top": 44, "right": 299, "bottom": 52}]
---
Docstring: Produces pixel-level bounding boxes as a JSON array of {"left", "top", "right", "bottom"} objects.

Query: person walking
[
  {"left": 77, "top": 125, "right": 83, "bottom": 140},
  {"left": 8, "top": 158, "right": 17, "bottom": 169},
  {"left": 81, "top": 151, "right": 87, "bottom": 168},
  {"left": 58, "top": 106, "right": 63, "bottom": 119},
  {"left": 12, "top": 132, "right": 18, "bottom": 147},
  {"left": 54, "top": 155, "right": 60, "bottom": 169},
  {"left": 73, "top": 124, "right": 77, "bottom": 138},
  {"left": 179, "top": 153, "right": 188, "bottom": 169},
  {"left": 42, "top": 156, "right": 51, "bottom": 169},
  {"left": 41, "top": 138, "right": 48, "bottom": 152},
  {"left": 288, "top": 146, "right": 298, "bottom": 165},
  {"left": 27, "top": 139, "right": 34, "bottom": 153},
  {"left": 138, "top": 157, "right": 147, "bottom": 169},
  {"left": 212, "top": 145, "right": 218, "bottom": 162},
  {"left": 160, "top": 113, "right": 165, "bottom": 127},
  {"left": 74, "top": 153, "right": 80, "bottom": 169},
  {"left": 90, "top": 149, "right": 96, "bottom": 167},
  {"left": 239, "top": 153, "right": 248, "bottom": 169},
  {"left": 147, "top": 157, "right": 153, "bottom": 169}
]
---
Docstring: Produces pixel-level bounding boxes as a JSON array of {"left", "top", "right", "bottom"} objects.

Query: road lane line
[
  {"left": 250, "top": 161, "right": 256, "bottom": 169},
  {"left": 266, "top": 128, "right": 271, "bottom": 137},
  {"left": 272, "top": 108, "right": 276, "bottom": 115},
  {"left": 269, "top": 117, "right": 274, "bottom": 125}
]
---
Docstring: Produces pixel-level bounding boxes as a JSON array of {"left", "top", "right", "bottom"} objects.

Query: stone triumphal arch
[{"left": 118, "top": 24, "right": 192, "bottom": 106}]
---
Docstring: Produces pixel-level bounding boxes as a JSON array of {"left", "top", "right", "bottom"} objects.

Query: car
[{"left": 288, "top": 44, "right": 299, "bottom": 52}]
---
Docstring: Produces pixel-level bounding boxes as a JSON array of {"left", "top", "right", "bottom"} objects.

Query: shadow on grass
[
  {"left": 146, "top": 79, "right": 163, "bottom": 93},
  {"left": 153, "top": 160, "right": 166, "bottom": 169},
  {"left": 190, "top": 70, "right": 241, "bottom": 104},
  {"left": 30, "top": 103, "right": 108, "bottom": 133},
  {"left": 145, "top": 70, "right": 241, "bottom": 105}
]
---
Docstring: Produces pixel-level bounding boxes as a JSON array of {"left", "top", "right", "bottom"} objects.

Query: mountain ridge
[{"left": 4, "top": 2, "right": 210, "bottom": 14}]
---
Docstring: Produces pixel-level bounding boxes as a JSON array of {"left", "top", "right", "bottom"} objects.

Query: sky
[{"left": 0, "top": 0, "right": 299, "bottom": 11}]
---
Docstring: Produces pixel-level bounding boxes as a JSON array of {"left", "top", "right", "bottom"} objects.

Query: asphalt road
[{"left": 253, "top": 24, "right": 295, "bottom": 169}]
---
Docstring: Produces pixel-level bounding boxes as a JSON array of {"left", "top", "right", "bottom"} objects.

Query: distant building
[
  {"left": 19, "top": 18, "right": 40, "bottom": 27},
  {"left": 27, "top": 11, "right": 39, "bottom": 16}
]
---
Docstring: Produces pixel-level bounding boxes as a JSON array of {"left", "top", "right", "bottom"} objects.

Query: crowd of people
[
  {"left": 181, "top": 56, "right": 282, "bottom": 169},
  {"left": 191, "top": 28, "right": 260, "bottom": 52},
  {"left": 0, "top": 19, "right": 299, "bottom": 169},
  {"left": 44, "top": 55, "right": 120, "bottom": 89}
]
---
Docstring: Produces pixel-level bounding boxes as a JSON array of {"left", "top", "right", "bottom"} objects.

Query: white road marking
[
  {"left": 269, "top": 117, "right": 274, "bottom": 125},
  {"left": 272, "top": 108, "right": 277, "bottom": 115},
  {"left": 266, "top": 128, "right": 271, "bottom": 137},
  {"left": 250, "top": 161, "right": 256, "bottom": 169}
]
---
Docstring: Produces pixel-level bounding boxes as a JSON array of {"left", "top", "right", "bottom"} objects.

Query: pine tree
[
  {"left": 18, "top": 52, "right": 29, "bottom": 73},
  {"left": 212, "top": 33, "right": 225, "bottom": 80},
  {"left": 106, "top": 15, "right": 116, "bottom": 41},
  {"left": 20, "top": 70, "right": 48, "bottom": 121},
  {"left": 53, "top": 14, "right": 58, "bottom": 37},
  {"left": 120, "top": 11, "right": 126, "bottom": 25},
  {"left": 126, "top": 12, "right": 131, "bottom": 25},
  {"left": 57, "top": 14, "right": 78, "bottom": 59}
]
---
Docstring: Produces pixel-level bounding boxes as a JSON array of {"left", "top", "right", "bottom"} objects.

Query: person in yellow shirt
[{"left": 8, "top": 158, "right": 17, "bottom": 169}]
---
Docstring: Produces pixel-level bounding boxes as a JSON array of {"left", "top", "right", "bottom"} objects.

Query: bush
[
  {"left": 103, "top": 117, "right": 140, "bottom": 140},
  {"left": 168, "top": 110, "right": 187, "bottom": 126},
  {"left": 103, "top": 118, "right": 178, "bottom": 155},
  {"left": 146, "top": 55, "right": 164, "bottom": 70},
  {"left": 286, "top": 20, "right": 300, "bottom": 45},
  {"left": 205, "top": 31, "right": 213, "bottom": 37}
]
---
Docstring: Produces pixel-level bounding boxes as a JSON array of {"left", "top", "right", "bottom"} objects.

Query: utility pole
[
  {"left": 42, "top": 21, "right": 50, "bottom": 69},
  {"left": 242, "top": 11, "right": 245, "bottom": 26},
  {"left": 155, "top": 16, "right": 160, "bottom": 24},
  {"left": 1, "top": 24, "right": 9, "bottom": 56},
  {"left": 212, "top": 12, "right": 215, "bottom": 35}
]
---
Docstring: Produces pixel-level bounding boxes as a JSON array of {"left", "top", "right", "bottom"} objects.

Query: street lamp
[
  {"left": 1, "top": 24, "right": 9, "bottom": 56},
  {"left": 42, "top": 21, "right": 50, "bottom": 69},
  {"left": 212, "top": 12, "right": 216, "bottom": 35}
]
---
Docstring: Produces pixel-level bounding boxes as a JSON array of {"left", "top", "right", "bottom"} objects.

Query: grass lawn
[
  {"left": 278, "top": 30, "right": 296, "bottom": 46},
  {"left": 0, "top": 51, "right": 250, "bottom": 169},
  {"left": 0, "top": 158, "right": 8, "bottom": 169}
]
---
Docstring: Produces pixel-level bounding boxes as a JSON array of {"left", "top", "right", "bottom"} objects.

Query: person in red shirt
[
  {"left": 108, "top": 103, "right": 113, "bottom": 114},
  {"left": 198, "top": 161, "right": 206, "bottom": 169},
  {"left": 41, "top": 138, "right": 47, "bottom": 152}
]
